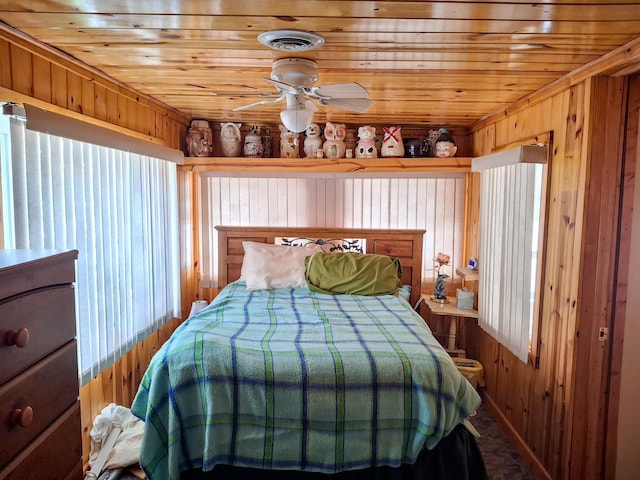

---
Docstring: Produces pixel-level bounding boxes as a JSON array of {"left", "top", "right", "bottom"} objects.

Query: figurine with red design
[{"left": 381, "top": 126, "right": 405, "bottom": 157}]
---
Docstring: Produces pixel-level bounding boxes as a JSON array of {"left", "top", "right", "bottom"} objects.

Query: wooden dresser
[{"left": 0, "top": 250, "right": 82, "bottom": 480}]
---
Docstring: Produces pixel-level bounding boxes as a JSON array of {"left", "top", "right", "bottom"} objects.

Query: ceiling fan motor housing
[{"left": 271, "top": 58, "right": 318, "bottom": 89}]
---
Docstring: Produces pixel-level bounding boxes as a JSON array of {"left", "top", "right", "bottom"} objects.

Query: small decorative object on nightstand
[
  {"left": 456, "top": 288, "right": 475, "bottom": 310},
  {"left": 431, "top": 252, "right": 451, "bottom": 304}
]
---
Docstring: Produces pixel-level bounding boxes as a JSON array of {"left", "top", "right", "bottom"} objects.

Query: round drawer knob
[
  {"left": 5, "top": 328, "right": 30, "bottom": 348},
  {"left": 11, "top": 406, "right": 34, "bottom": 427}
]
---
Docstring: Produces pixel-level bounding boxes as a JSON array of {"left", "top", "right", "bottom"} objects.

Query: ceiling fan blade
[
  {"left": 318, "top": 97, "right": 372, "bottom": 113},
  {"left": 311, "top": 82, "right": 369, "bottom": 99},
  {"left": 232, "top": 95, "right": 285, "bottom": 111},
  {"left": 264, "top": 77, "right": 300, "bottom": 94},
  {"left": 211, "top": 91, "right": 280, "bottom": 98}
]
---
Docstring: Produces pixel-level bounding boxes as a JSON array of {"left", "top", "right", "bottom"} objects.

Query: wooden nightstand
[{"left": 421, "top": 294, "right": 479, "bottom": 357}]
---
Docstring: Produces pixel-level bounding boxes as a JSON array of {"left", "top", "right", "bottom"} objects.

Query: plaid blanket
[{"left": 131, "top": 282, "right": 481, "bottom": 480}]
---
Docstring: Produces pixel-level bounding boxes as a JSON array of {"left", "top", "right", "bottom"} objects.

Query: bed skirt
[{"left": 180, "top": 423, "right": 487, "bottom": 480}]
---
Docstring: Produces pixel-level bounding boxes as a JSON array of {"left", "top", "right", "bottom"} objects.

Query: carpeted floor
[{"left": 470, "top": 403, "right": 536, "bottom": 480}]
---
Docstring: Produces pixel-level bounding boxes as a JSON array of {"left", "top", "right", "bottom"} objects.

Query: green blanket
[{"left": 131, "top": 282, "right": 481, "bottom": 479}]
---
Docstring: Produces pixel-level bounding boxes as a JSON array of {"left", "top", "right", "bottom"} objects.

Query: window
[
  {"left": 473, "top": 144, "right": 549, "bottom": 364},
  {"left": 199, "top": 174, "right": 467, "bottom": 289},
  {"left": 0, "top": 113, "right": 181, "bottom": 385}
]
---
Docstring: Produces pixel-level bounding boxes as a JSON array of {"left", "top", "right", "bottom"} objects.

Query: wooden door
[
  {"left": 602, "top": 74, "right": 640, "bottom": 479},
  {"left": 568, "top": 75, "right": 629, "bottom": 479}
]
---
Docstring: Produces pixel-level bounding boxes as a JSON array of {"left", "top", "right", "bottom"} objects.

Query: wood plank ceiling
[{"left": 1, "top": 1, "right": 640, "bottom": 130}]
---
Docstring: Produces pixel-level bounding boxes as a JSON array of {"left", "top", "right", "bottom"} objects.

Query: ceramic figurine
[
  {"left": 432, "top": 252, "right": 451, "bottom": 303},
  {"left": 403, "top": 137, "right": 424, "bottom": 157},
  {"left": 303, "top": 122, "right": 323, "bottom": 158},
  {"left": 243, "top": 125, "right": 263, "bottom": 157},
  {"left": 425, "top": 128, "right": 441, "bottom": 157},
  {"left": 322, "top": 122, "right": 347, "bottom": 159},
  {"left": 381, "top": 126, "right": 405, "bottom": 157},
  {"left": 434, "top": 273, "right": 449, "bottom": 301},
  {"left": 259, "top": 125, "right": 273, "bottom": 158},
  {"left": 355, "top": 125, "right": 377, "bottom": 158},
  {"left": 220, "top": 122, "right": 242, "bottom": 157},
  {"left": 279, "top": 125, "right": 300, "bottom": 158},
  {"left": 344, "top": 129, "right": 357, "bottom": 153},
  {"left": 434, "top": 128, "right": 458, "bottom": 158},
  {"left": 186, "top": 119, "right": 213, "bottom": 157}
]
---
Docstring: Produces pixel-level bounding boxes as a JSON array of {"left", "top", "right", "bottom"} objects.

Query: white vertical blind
[
  {"left": 477, "top": 160, "right": 544, "bottom": 363},
  {"left": 2, "top": 116, "right": 180, "bottom": 385},
  {"left": 200, "top": 174, "right": 466, "bottom": 288}
]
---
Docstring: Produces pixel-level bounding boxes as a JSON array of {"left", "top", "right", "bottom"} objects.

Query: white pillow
[{"left": 240, "top": 241, "right": 322, "bottom": 290}]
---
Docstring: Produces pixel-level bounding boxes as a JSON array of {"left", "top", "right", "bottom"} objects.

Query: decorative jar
[
  {"left": 185, "top": 120, "right": 213, "bottom": 157},
  {"left": 220, "top": 122, "right": 242, "bottom": 157},
  {"left": 259, "top": 125, "right": 273, "bottom": 158},
  {"left": 243, "top": 125, "right": 264, "bottom": 157}
]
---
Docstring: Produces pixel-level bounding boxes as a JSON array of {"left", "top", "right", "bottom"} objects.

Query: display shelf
[
  {"left": 456, "top": 267, "right": 479, "bottom": 281},
  {"left": 180, "top": 156, "right": 473, "bottom": 174}
]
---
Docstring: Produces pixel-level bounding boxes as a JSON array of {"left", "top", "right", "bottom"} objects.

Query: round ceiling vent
[{"left": 258, "top": 29, "right": 325, "bottom": 52}]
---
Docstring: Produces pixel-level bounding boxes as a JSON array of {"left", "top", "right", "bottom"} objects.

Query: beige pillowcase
[{"left": 240, "top": 241, "right": 322, "bottom": 290}]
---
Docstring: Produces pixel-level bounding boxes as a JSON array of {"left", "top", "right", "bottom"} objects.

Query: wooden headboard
[{"left": 216, "top": 226, "right": 425, "bottom": 307}]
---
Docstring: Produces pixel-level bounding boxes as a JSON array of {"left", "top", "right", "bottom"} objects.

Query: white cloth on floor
[{"left": 89, "top": 403, "right": 144, "bottom": 472}]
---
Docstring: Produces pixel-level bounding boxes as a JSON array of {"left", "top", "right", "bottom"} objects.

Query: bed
[{"left": 131, "top": 226, "right": 486, "bottom": 480}]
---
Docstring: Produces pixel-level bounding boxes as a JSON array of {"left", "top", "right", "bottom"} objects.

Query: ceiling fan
[{"left": 214, "top": 57, "right": 372, "bottom": 132}]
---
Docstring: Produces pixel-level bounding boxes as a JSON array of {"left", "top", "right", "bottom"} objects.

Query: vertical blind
[
  {"left": 1, "top": 115, "right": 180, "bottom": 385},
  {"left": 477, "top": 161, "right": 544, "bottom": 363},
  {"left": 200, "top": 174, "right": 466, "bottom": 288}
]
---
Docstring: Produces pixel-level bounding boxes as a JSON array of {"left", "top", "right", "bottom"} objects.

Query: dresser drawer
[
  {"left": 0, "top": 286, "right": 76, "bottom": 384},
  {"left": 0, "top": 340, "right": 79, "bottom": 469},
  {"left": 0, "top": 402, "right": 82, "bottom": 480}
]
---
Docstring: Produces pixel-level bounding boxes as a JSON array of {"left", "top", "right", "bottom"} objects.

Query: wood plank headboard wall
[{"left": 216, "top": 226, "right": 425, "bottom": 307}]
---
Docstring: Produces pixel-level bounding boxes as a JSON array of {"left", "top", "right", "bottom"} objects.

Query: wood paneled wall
[
  {"left": 0, "top": 26, "right": 192, "bottom": 466},
  {"left": 3, "top": 19, "right": 638, "bottom": 478},
  {"left": 0, "top": 24, "right": 189, "bottom": 151},
  {"left": 463, "top": 76, "right": 628, "bottom": 479},
  {"left": 78, "top": 318, "right": 181, "bottom": 465}
]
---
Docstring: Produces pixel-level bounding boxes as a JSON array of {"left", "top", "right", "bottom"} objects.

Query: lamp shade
[
  {"left": 279, "top": 94, "right": 317, "bottom": 133},
  {"left": 280, "top": 109, "right": 315, "bottom": 133}
]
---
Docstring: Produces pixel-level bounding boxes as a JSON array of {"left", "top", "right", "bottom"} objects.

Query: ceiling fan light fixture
[
  {"left": 280, "top": 95, "right": 316, "bottom": 133},
  {"left": 280, "top": 108, "right": 315, "bottom": 133},
  {"left": 271, "top": 57, "right": 318, "bottom": 89},
  {"left": 258, "top": 29, "right": 325, "bottom": 52}
]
